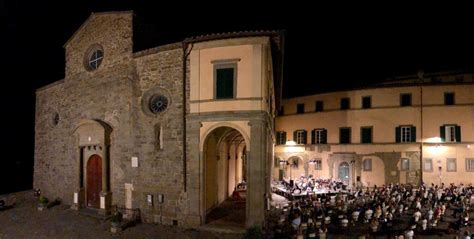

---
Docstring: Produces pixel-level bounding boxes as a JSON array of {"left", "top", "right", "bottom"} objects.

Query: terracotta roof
[{"left": 183, "top": 30, "right": 284, "bottom": 44}]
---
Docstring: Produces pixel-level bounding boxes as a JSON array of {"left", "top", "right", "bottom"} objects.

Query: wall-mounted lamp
[{"left": 147, "top": 194, "right": 153, "bottom": 206}]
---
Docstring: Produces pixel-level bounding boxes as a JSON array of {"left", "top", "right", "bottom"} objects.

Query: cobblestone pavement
[{"left": 0, "top": 191, "right": 243, "bottom": 239}]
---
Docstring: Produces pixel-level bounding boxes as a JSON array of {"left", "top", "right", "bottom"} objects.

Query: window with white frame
[
  {"left": 401, "top": 158, "right": 410, "bottom": 171},
  {"left": 276, "top": 131, "right": 287, "bottom": 145},
  {"left": 447, "top": 158, "right": 456, "bottom": 172},
  {"left": 295, "top": 130, "right": 307, "bottom": 144},
  {"left": 466, "top": 158, "right": 474, "bottom": 172},
  {"left": 445, "top": 125, "right": 456, "bottom": 142},
  {"left": 424, "top": 158, "right": 433, "bottom": 172},
  {"left": 363, "top": 158, "right": 372, "bottom": 171},
  {"left": 401, "top": 126, "right": 411, "bottom": 142}
]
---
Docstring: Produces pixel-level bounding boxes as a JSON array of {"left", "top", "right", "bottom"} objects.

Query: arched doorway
[
  {"left": 338, "top": 162, "right": 350, "bottom": 184},
  {"left": 203, "top": 126, "right": 247, "bottom": 226},
  {"left": 87, "top": 154, "right": 102, "bottom": 208}
]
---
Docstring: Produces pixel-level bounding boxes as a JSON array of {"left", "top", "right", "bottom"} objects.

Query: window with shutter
[
  {"left": 214, "top": 63, "right": 236, "bottom": 99},
  {"left": 361, "top": 127, "right": 372, "bottom": 143}
]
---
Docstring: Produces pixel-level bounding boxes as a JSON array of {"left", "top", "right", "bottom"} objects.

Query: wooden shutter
[
  {"left": 440, "top": 126, "right": 446, "bottom": 142},
  {"left": 302, "top": 131, "right": 307, "bottom": 144},
  {"left": 311, "top": 129, "right": 315, "bottom": 144},
  {"left": 322, "top": 129, "right": 327, "bottom": 144},
  {"left": 455, "top": 125, "right": 461, "bottom": 142},
  {"left": 293, "top": 131, "right": 297, "bottom": 143},
  {"left": 411, "top": 126, "right": 416, "bottom": 142},
  {"left": 395, "top": 126, "right": 401, "bottom": 143}
]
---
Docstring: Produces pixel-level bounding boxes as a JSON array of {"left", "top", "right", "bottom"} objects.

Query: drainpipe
[{"left": 182, "top": 41, "right": 193, "bottom": 192}]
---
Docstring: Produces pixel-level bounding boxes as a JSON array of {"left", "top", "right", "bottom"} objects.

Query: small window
[
  {"left": 441, "top": 125, "right": 461, "bottom": 142},
  {"left": 401, "top": 158, "right": 410, "bottom": 171},
  {"left": 360, "top": 127, "right": 372, "bottom": 144},
  {"left": 400, "top": 93, "right": 412, "bottom": 106},
  {"left": 444, "top": 92, "right": 455, "bottom": 105},
  {"left": 89, "top": 50, "right": 103, "bottom": 70},
  {"left": 447, "top": 158, "right": 457, "bottom": 172},
  {"left": 363, "top": 158, "right": 372, "bottom": 171},
  {"left": 294, "top": 130, "right": 307, "bottom": 144},
  {"left": 423, "top": 158, "right": 433, "bottom": 172},
  {"left": 311, "top": 129, "right": 327, "bottom": 144},
  {"left": 466, "top": 158, "right": 474, "bottom": 172},
  {"left": 215, "top": 63, "right": 236, "bottom": 99},
  {"left": 297, "top": 103, "right": 305, "bottom": 114},
  {"left": 339, "top": 127, "right": 351, "bottom": 144},
  {"left": 315, "top": 101, "right": 324, "bottom": 112},
  {"left": 340, "top": 98, "right": 350, "bottom": 110},
  {"left": 362, "top": 96, "right": 371, "bottom": 109},
  {"left": 276, "top": 131, "right": 287, "bottom": 145}
]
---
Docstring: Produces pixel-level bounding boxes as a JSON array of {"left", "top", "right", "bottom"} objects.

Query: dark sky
[{"left": 1, "top": 1, "right": 474, "bottom": 194}]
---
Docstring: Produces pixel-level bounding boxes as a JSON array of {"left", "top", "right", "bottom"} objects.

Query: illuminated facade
[{"left": 274, "top": 72, "right": 474, "bottom": 186}]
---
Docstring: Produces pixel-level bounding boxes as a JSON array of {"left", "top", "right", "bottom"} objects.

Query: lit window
[
  {"left": 423, "top": 158, "right": 433, "bottom": 172},
  {"left": 401, "top": 158, "right": 410, "bottom": 171},
  {"left": 466, "top": 158, "right": 474, "bottom": 172},
  {"left": 294, "top": 130, "right": 307, "bottom": 144},
  {"left": 396, "top": 125, "right": 416, "bottom": 143},
  {"left": 311, "top": 129, "right": 327, "bottom": 144},
  {"left": 441, "top": 125, "right": 461, "bottom": 142},
  {"left": 363, "top": 158, "right": 372, "bottom": 171},
  {"left": 447, "top": 158, "right": 456, "bottom": 172}
]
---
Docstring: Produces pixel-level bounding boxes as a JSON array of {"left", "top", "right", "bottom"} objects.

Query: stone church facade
[{"left": 34, "top": 11, "right": 284, "bottom": 228}]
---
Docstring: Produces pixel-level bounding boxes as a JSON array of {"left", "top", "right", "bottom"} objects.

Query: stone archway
[
  {"left": 202, "top": 126, "right": 247, "bottom": 226},
  {"left": 71, "top": 119, "right": 112, "bottom": 215}
]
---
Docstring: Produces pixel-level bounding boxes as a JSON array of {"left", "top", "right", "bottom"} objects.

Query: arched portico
[{"left": 71, "top": 119, "right": 112, "bottom": 215}]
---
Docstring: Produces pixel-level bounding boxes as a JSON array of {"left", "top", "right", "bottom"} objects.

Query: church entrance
[
  {"left": 203, "top": 126, "right": 246, "bottom": 227},
  {"left": 87, "top": 154, "right": 102, "bottom": 209}
]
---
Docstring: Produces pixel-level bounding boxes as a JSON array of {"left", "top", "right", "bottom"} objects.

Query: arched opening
[
  {"left": 87, "top": 154, "right": 102, "bottom": 208},
  {"left": 203, "top": 126, "right": 246, "bottom": 227},
  {"left": 338, "top": 162, "right": 350, "bottom": 184}
]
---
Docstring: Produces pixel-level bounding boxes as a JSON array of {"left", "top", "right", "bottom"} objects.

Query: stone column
[
  {"left": 72, "top": 147, "right": 84, "bottom": 210},
  {"left": 246, "top": 119, "right": 266, "bottom": 228},
  {"left": 99, "top": 144, "right": 111, "bottom": 215}
]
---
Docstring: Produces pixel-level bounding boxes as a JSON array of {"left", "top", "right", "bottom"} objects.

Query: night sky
[{"left": 1, "top": 1, "right": 474, "bottom": 194}]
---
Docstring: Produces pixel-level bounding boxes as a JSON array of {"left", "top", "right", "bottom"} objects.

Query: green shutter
[
  {"left": 396, "top": 127, "right": 401, "bottom": 143},
  {"left": 322, "top": 129, "right": 327, "bottom": 144},
  {"left": 216, "top": 68, "right": 234, "bottom": 99},
  {"left": 455, "top": 125, "right": 461, "bottom": 142},
  {"left": 293, "top": 131, "right": 297, "bottom": 143},
  {"left": 440, "top": 126, "right": 446, "bottom": 142},
  {"left": 282, "top": 132, "right": 287, "bottom": 144},
  {"left": 302, "top": 131, "right": 307, "bottom": 144},
  {"left": 411, "top": 126, "right": 416, "bottom": 142},
  {"left": 311, "top": 129, "right": 315, "bottom": 144}
]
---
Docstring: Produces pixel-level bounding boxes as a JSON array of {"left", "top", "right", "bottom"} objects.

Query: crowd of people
[{"left": 271, "top": 180, "right": 474, "bottom": 238}]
